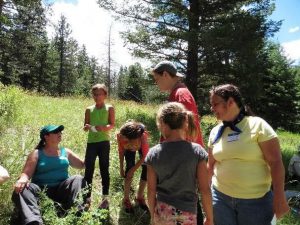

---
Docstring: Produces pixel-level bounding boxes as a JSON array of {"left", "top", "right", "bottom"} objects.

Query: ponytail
[
  {"left": 186, "top": 111, "right": 197, "bottom": 140},
  {"left": 157, "top": 102, "right": 197, "bottom": 140},
  {"left": 243, "top": 105, "right": 255, "bottom": 116},
  {"left": 35, "top": 139, "right": 45, "bottom": 150}
]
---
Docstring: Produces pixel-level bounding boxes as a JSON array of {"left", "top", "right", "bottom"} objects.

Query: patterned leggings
[{"left": 153, "top": 201, "right": 197, "bottom": 225}]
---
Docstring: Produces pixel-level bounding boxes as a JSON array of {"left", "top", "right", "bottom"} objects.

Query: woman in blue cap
[{"left": 12, "top": 125, "right": 87, "bottom": 225}]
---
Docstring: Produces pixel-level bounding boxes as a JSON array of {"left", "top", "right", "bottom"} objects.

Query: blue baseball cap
[{"left": 40, "top": 125, "right": 64, "bottom": 140}]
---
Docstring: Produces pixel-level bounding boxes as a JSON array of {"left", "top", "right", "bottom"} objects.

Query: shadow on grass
[{"left": 118, "top": 205, "right": 150, "bottom": 225}]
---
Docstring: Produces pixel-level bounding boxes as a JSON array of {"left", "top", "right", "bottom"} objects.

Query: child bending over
[{"left": 117, "top": 120, "right": 150, "bottom": 214}]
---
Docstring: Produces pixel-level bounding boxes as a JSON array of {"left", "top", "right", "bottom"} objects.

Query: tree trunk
[
  {"left": 59, "top": 40, "right": 64, "bottom": 96},
  {"left": 107, "top": 24, "right": 112, "bottom": 95},
  {"left": 0, "top": 0, "right": 3, "bottom": 19},
  {"left": 186, "top": 0, "right": 200, "bottom": 101}
]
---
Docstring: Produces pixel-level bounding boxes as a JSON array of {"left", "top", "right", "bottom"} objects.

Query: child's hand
[
  {"left": 84, "top": 124, "right": 91, "bottom": 131},
  {"left": 126, "top": 168, "right": 135, "bottom": 179},
  {"left": 95, "top": 125, "right": 105, "bottom": 131}
]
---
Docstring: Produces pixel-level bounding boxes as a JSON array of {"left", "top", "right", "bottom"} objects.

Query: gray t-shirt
[{"left": 145, "top": 140, "right": 207, "bottom": 213}]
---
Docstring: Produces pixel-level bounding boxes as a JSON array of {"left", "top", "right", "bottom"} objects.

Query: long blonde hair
[{"left": 156, "top": 102, "right": 196, "bottom": 139}]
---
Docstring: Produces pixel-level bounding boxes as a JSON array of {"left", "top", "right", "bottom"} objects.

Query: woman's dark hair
[
  {"left": 210, "top": 84, "right": 254, "bottom": 116},
  {"left": 35, "top": 139, "right": 46, "bottom": 150},
  {"left": 120, "top": 120, "right": 145, "bottom": 140}
]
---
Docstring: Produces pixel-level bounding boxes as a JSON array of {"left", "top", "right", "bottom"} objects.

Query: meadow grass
[
  {"left": 0, "top": 89, "right": 299, "bottom": 224},
  {"left": 0, "top": 90, "right": 157, "bottom": 225}
]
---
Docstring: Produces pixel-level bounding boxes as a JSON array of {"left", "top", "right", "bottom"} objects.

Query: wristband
[{"left": 90, "top": 126, "right": 97, "bottom": 132}]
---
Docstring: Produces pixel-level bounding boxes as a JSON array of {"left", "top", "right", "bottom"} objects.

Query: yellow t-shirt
[{"left": 208, "top": 116, "right": 277, "bottom": 199}]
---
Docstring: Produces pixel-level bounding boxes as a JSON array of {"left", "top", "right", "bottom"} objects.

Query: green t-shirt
[{"left": 87, "top": 104, "right": 111, "bottom": 143}]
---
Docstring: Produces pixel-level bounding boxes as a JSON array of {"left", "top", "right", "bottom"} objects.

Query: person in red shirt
[
  {"left": 152, "top": 61, "right": 205, "bottom": 225},
  {"left": 152, "top": 60, "right": 204, "bottom": 147},
  {"left": 117, "top": 120, "right": 150, "bottom": 214}
]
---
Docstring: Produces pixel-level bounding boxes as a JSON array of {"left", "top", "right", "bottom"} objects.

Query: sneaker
[
  {"left": 76, "top": 199, "right": 91, "bottom": 217},
  {"left": 98, "top": 199, "right": 109, "bottom": 210},
  {"left": 84, "top": 198, "right": 92, "bottom": 211},
  {"left": 54, "top": 202, "right": 66, "bottom": 217},
  {"left": 135, "top": 198, "right": 149, "bottom": 211},
  {"left": 123, "top": 198, "right": 134, "bottom": 214}
]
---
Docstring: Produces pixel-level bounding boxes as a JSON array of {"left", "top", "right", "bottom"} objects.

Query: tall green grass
[
  {"left": 0, "top": 87, "right": 299, "bottom": 224},
  {"left": 0, "top": 89, "right": 158, "bottom": 225}
]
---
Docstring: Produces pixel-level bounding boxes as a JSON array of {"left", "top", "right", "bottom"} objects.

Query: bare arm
[
  {"left": 127, "top": 134, "right": 149, "bottom": 178},
  {"left": 198, "top": 160, "right": 214, "bottom": 225},
  {"left": 83, "top": 108, "right": 91, "bottom": 131},
  {"left": 259, "top": 138, "right": 289, "bottom": 219},
  {"left": 127, "top": 158, "right": 144, "bottom": 179},
  {"left": 96, "top": 106, "right": 115, "bottom": 131},
  {"left": 117, "top": 134, "right": 125, "bottom": 177},
  {"left": 207, "top": 147, "right": 216, "bottom": 185},
  {"left": 0, "top": 165, "right": 10, "bottom": 184},
  {"left": 147, "top": 165, "right": 157, "bottom": 222},
  {"left": 14, "top": 150, "right": 38, "bottom": 193},
  {"left": 66, "top": 148, "right": 85, "bottom": 169}
]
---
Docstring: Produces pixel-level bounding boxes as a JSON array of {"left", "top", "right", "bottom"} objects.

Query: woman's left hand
[
  {"left": 259, "top": 138, "right": 290, "bottom": 219},
  {"left": 273, "top": 194, "right": 290, "bottom": 219},
  {"left": 203, "top": 217, "right": 214, "bottom": 225}
]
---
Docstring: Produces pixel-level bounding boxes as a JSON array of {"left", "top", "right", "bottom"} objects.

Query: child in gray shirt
[{"left": 145, "top": 102, "right": 213, "bottom": 225}]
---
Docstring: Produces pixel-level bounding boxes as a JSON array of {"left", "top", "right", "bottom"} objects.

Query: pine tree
[
  {"left": 53, "top": 15, "right": 78, "bottom": 96},
  {"left": 97, "top": 0, "right": 280, "bottom": 110},
  {"left": 117, "top": 66, "right": 128, "bottom": 100},
  {"left": 123, "top": 63, "right": 144, "bottom": 102},
  {"left": 256, "top": 42, "right": 300, "bottom": 131},
  {"left": 0, "top": 0, "right": 48, "bottom": 89}
]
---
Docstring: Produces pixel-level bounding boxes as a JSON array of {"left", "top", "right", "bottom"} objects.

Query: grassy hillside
[{"left": 0, "top": 88, "right": 300, "bottom": 225}]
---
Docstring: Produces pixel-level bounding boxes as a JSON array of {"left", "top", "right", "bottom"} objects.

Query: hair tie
[{"left": 139, "top": 124, "right": 145, "bottom": 134}]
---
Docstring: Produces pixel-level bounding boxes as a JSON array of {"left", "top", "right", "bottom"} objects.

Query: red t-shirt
[
  {"left": 117, "top": 132, "right": 149, "bottom": 157},
  {"left": 167, "top": 83, "right": 204, "bottom": 147}
]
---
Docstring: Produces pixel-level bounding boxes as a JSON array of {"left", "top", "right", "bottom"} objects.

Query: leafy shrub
[
  {"left": 0, "top": 83, "right": 23, "bottom": 132},
  {"left": 201, "top": 115, "right": 218, "bottom": 146},
  {"left": 39, "top": 189, "right": 110, "bottom": 225}
]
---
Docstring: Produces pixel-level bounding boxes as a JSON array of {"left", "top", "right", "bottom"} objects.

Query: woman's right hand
[
  {"left": 14, "top": 177, "right": 29, "bottom": 193},
  {"left": 14, "top": 150, "right": 38, "bottom": 193}
]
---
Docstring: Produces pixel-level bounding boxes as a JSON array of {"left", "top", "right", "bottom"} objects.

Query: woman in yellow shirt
[{"left": 207, "top": 84, "right": 289, "bottom": 225}]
